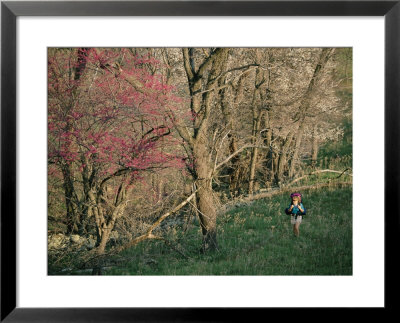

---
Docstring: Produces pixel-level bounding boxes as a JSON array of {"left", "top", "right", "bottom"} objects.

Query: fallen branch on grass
[
  {"left": 250, "top": 181, "right": 351, "bottom": 201},
  {"left": 114, "top": 191, "right": 197, "bottom": 253},
  {"left": 74, "top": 191, "right": 197, "bottom": 272},
  {"left": 116, "top": 180, "right": 352, "bottom": 254},
  {"left": 76, "top": 179, "right": 352, "bottom": 272},
  {"left": 287, "top": 169, "right": 352, "bottom": 186},
  {"left": 221, "top": 181, "right": 352, "bottom": 212}
]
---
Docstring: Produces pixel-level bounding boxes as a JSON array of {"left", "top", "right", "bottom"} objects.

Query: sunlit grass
[{"left": 106, "top": 186, "right": 352, "bottom": 275}]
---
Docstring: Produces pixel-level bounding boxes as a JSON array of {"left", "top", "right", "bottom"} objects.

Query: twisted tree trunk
[
  {"left": 276, "top": 132, "right": 294, "bottom": 184},
  {"left": 181, "top": 48, "right": 229, "bottom": 252}
]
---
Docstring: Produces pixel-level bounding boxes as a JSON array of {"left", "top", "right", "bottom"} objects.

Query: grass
[{"left": 105, "top": 186, "right": 352, "bottom": 276}]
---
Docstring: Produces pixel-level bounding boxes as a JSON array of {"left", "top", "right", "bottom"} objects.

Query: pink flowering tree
[{"left": 48, "top": 48, "right": 183, "bottom": 254}]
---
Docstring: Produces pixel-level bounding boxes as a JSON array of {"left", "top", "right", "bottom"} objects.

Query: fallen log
[
  {"left": 287, "top": 169, "right": 352, "bottom": 186},
  {"left": 114, "top": 191, "right": 197, "bottom": 253},
  {"left": 220, "top": 181, "right": 352, "bottom": 212},
  {"left": 77, "top": 180, "right": 352, "bottom": 273}
]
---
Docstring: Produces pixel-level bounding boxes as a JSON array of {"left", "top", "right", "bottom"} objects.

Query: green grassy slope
[{"left": 104, "top": 186, "right": 352, "bottom": 276}]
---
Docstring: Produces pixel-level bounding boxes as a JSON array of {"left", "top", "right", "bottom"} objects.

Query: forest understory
[{"left": 48, "top": 47, "right": 352, "bottom": 275}]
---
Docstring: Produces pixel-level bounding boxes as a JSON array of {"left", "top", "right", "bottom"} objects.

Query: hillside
[{"left": 102, "top": 186, "right": 352, "bottom": 276}]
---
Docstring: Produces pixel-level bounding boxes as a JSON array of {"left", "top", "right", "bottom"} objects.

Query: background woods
[{"left": 48, "top": 47, "right": 352, "bottom": 274}]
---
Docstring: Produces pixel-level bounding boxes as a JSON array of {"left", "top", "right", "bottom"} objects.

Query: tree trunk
[
  {"left": 248, "top": 55, "right": 265, "bottom": 195},
  {"left": 228, "top": 135, "right": 242, "bottom": 197},
  {"left": 288, "top": 48, "right": 334, "bottom": 178},
  {"left": 60, "top": 48, "right": 89, "bottom": 234},
  {"left": 218, "top": 61, "right": 243, "bottom": 198},
  {"left": 276, "top": 132, "right": 294, "bottom": 184},
  {"left": 97, "top": 226, "right": 111, "bottom": 254},
  {"left": 262, "top": 112, "right": 273, "bottom": 187},
  {"left": 248, "top": 149, "right": 258, "bottom": 194},
  {"left": 289, "top": 119, "right": 305, "bottom": 178},
  {"left": 181, "top": 48, "right": 229, "bottom": 252},
  {"left": 311, "top": 125, "right": 319, "bottom": 168},
  {"left": 96, "top": 202, "right": 127, "bottom": 254},
  {"left": 193, "top": 135, "right": 218, "bottom": 252},
  {"left": 61, "top": 164, "right": 79, "bottom": 234},
  {"left": 248, "top": 108, "right": 263, "bottom": 194},
  {"left": 248, "top": 109, "right": 258, "bottom": 195},
  {"left": 196, "top": 184, "right": 218, "bottom": 252}
]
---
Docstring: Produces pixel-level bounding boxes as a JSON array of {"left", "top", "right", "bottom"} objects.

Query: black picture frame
[{"left": 1, "top": 1, "right": 398, "bottom": 321}]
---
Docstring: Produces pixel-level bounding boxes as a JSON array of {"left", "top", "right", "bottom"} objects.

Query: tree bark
[
  {"left": 276, "top": 132, "right": 294, "bottom": 184},
  {"left": 181, "top": 48, "right": 229, "bottom": 252},
  {"left": 218, "top": 62, "right": 244, "bottom": 197},
  {"left": 249, "top": 50, "right": 268, "bottom": 194},
  {"left": 96, "top": 197, "right": 127, "bottom": 254},
  {"left": 261, "top": 111, "right": 274, "bottom": 187},
  {"left": 311, "top": 124, "right": 319, "bottom": 168},
  {"left": 62, "top": 163, "right": 78, "bottom": 234},
  {"left": 248, "top": 107, "right": 263, "bottom": 194},
  {"left": 288, "top": 48, "right": 334, "bottom": 178},
  {"left": 227, "top": 135, "right": 243, "bottom": 197},
  {"left": 289, "top": 120, "right": 305, "bottom": 178},
  {"left": 196, "top": 183, "right": 218, "bottom": 252},
  {"left": 60, "top": 48, "right": 89, "bottom": 234},
  {"left": 193, "top": 124, "right": 219, "bottom": 251}
]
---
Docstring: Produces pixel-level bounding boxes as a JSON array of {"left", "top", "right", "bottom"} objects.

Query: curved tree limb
[
  {"left": 221, "top": 181, "right": 352, "bottom": 212},
  {"left": 287, "top": 168, "right": 352, "bottom": 186},
  {"left": 113, "top": 191, "right": 197, "bottom": 253}
]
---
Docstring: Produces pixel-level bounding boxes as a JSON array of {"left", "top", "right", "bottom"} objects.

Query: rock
[
  {"left": 108, "top": 230, "right": 120, "bottom": 246},
  {"left": 86, "top": 237, "right": 96, "bottom": 250},
  {"left": 48, "top": 233, "right": 67, "bottom": 249},
  {"left": 109, "top": 231, "right": 119, "bottom": 241},
  {"left": 70, "top": 234, "right": 81, "bottom": 244}
]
